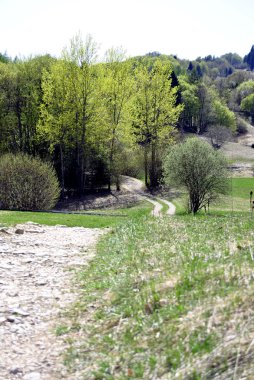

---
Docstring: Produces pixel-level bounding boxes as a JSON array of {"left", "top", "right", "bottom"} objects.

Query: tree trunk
[
  {"left": 144, "top": 145, "right": 149, "bottom": 188},
  {"left": 108, "top": 126, "right": 116, "bottom": 191},
  {"left": 150, "top": 142, "right": 157, "bottom": 188},
  {"left": 59, "top": 144, "right": 65, "bottom": 198},
  {"left": 16, "top": 100, "right": 23, "bottom": 151}
]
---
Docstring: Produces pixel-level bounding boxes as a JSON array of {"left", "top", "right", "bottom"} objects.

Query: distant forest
[{"left": 1, "top": 37, "right": 254, "bottom": 195}]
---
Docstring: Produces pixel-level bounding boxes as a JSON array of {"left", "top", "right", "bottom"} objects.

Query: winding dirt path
[{"left": 121, "top": 175, "right": 176, "bottom": 217}]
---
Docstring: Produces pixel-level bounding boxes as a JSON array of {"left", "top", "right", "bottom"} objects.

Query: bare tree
[{"left": 206, "top": 124, "right": 232, "bottom": 149}]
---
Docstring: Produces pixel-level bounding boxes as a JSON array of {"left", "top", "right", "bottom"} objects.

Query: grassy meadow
[
  {"left": 2, "top": 177, "right": 254, "bottom": 378},
  {"left": 62, "top": 211, "right": 254, "bottom": 379},
  {"left": 171, "top": 177, "right": 254, "bottom": 214},
  {"left": 0, "top": 202, "right": 153, "bottom": 229},
  {"left": 53, "top": 178, "right": 254, "bottom": 379}
]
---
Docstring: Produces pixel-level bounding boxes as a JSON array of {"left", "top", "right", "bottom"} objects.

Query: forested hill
[{"left": 0, "top": 40, "right": 254, "bottom": 196}]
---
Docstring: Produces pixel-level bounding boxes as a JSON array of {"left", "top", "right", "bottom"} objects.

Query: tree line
[{"left": 0, "top": 37, "right": 254, "bottom": 196}]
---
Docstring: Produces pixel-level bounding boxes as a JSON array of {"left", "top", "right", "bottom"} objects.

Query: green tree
[
  {"left": 244, "top": 45, "right": 254, "bottom": 70},
  {"left": 163, "top": 138, "right": 229, "bottom": 214},
  {"left": 221, "top": 52, "right": 242, "bottom": 68},
  {"left": 241, "top": 93, "right": 254, "bottom": 122},
  {"left": 0, "top": 62, "right": 18, "bottom": 152},
  {"left": 236, "top": 80, "right": 254, "bottom": 105},
  {"left": 196, "top": 82, "right": 214, "bottom": 134},
  {"left": 39, "top": 59, "right": 75, "bottom": 194},
  {"left": 0, "top": 56, "right": 54, "bottom": 155},
  {"left": 40, "top": 34, "right": 101, "bottom": 194},
  {"left": 16, "top": 56, "right": 55, "bottom": 154},
  {"left": 132, "top": 58, "right": 183, "bottom": 188},
  {"left": 62, "top": 34, "right": 100, "bottom": 193},
  {"left": 178, "top": 76, "right": 199, "bottom": 132},
  {"left": 212, "top": 99, "right": 236, "bottom": 133},
  {"left": 100, "top": 48, "right": 134, "bottom": 190}
]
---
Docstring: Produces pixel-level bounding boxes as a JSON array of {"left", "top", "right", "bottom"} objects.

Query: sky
[{"left": 1, "top": 0, "right": 254, "bottom": 61}]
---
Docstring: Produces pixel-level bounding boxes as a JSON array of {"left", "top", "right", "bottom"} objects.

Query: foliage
[
  {"left": 0, "top": 40, "right": 254, "bottom": 195},
  {"left": 241, "top": 93, "right": 254, "bottom": 121},
  {"left": 0, "top": 153, "right": 60, "bottom": 210},
  {"left": 236, "top": 80, "right": 254, "bottom": 105},
  {"left": 244, "top": 45, "right": 254, "bottom": 70},
  {"left": 0, "top": 56, "right": 54, "bottom": 155},
  {"left": 211, "top": 99, "right": 236, "bottom": 132},
  {"left": 0, "top": 52, "right": 11, "bottom": 64},
  {"left": 99, "top": 48, "right": 134, "bottom": 190},
  {"left": 163, "top": 138, "right": 229, "bottom": 213},
  {"left": 221, "top": 52, "right": 243, "bottom": 67},
  {"left": 178, "top": 76, "right": 200, "bottom": 132},
  {"left": 132, "top": 58, "right": 183, "bottom": 187},
  {"left": 236, "top": 116, "right": 248, "bottom": 135}
]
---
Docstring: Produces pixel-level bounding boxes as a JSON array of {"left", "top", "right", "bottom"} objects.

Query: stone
[
  {"left": 0, "top": 227, "right": 11, "bottom": 234},
  {"left": 6, "top": 316, "right": 16, "bottom": 323},
  {"left": 10, "top": 307, "right": 30, "bottom": 317},
  {"left": 23, "top": 372, "right": 41, "bottom": 380},
  {"left": 15, "top": 228, "right": 25, "bottom": 234},
  {"left": 10, "top": 367, "right": 23, "bottom": 374},
  {"left": 0, "top": 317, "right": 6, "bottom": 324}
]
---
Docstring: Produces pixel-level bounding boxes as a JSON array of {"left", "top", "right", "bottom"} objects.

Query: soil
[
  {"left": 55, "top": 188, "right": 141, "bottom": 212},
  {"left": 221, "top": 120, "right": 254, "bottom": 164}
]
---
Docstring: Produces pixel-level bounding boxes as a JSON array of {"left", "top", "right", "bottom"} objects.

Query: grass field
[
  {"left": 3, "top": 177, "right": 254, "bottom": 379},
  {"left": 170, "top": 177, "right": 254, "bottom": 214},
  {"left": 0, "top": 202, "right": 153, "bottom": 229},
  {"left": 56, "top": 178, "right": 254, "bottom": 379},
  {"left": 62, "top": 212, "right": 254, "bottom": 379}
]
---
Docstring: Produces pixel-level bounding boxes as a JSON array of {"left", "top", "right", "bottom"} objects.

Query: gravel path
[{"left": 0, "top": 222, "right": 104, "bottom": 380}]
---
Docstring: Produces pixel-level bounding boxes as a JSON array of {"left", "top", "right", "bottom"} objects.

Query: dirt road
[{"left": 121, "top": 175, "right": 176, "bottom": 216}]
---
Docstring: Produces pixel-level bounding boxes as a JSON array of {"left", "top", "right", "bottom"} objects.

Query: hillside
[{"left": 0, "top": 41, "right": 254, "bottom": 198}]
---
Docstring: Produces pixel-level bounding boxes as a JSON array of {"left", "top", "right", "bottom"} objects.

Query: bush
[
  {"left": 236, "top": 117, "right": 248, "bottom": 135},
  {"left": 0, "top": 154, "right": 60, "bottom": 210},
  {"left": 163, "top": 138, "right": 229, "bottom": 214}
]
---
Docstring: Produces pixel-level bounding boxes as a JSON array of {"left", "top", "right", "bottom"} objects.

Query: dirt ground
[{"left": 0, "top": 222, "right": 104, "bottom": 380}]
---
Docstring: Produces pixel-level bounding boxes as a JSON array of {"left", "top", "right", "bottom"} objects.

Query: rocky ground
[{"left": 0, "top": 222, "right": 104, "bottom": 380}]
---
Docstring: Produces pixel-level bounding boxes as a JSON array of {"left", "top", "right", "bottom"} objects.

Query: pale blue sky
[{"left": 1, "top": 0, "right": 253, "bottom": 60}]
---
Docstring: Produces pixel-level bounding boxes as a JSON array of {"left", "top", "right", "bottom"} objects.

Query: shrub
[
  {"left": 0, "top": 154, "right": 60, "bottom": 210},
  {"left": 163, "top": 138, "right": 229, "bottom": 214},
  {"left": 236, "top": 117, "right": 248, "bottom": 135}
]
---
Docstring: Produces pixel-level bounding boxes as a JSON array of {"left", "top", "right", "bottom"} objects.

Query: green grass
[
  {"left": 0, "top": 203, "right": 153, "bottom": 228},
  {"left": 214, "top": 177, "right": 254, "bottom": 213},
  {"left": 63, "top": 212, "right": 254, "bottom": 379},
  {"left": 170, "top": 177, "right": 254, "bottom": 214},
  {"left": 230, "top": 177, "right": 254, "bottom": 199}
]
